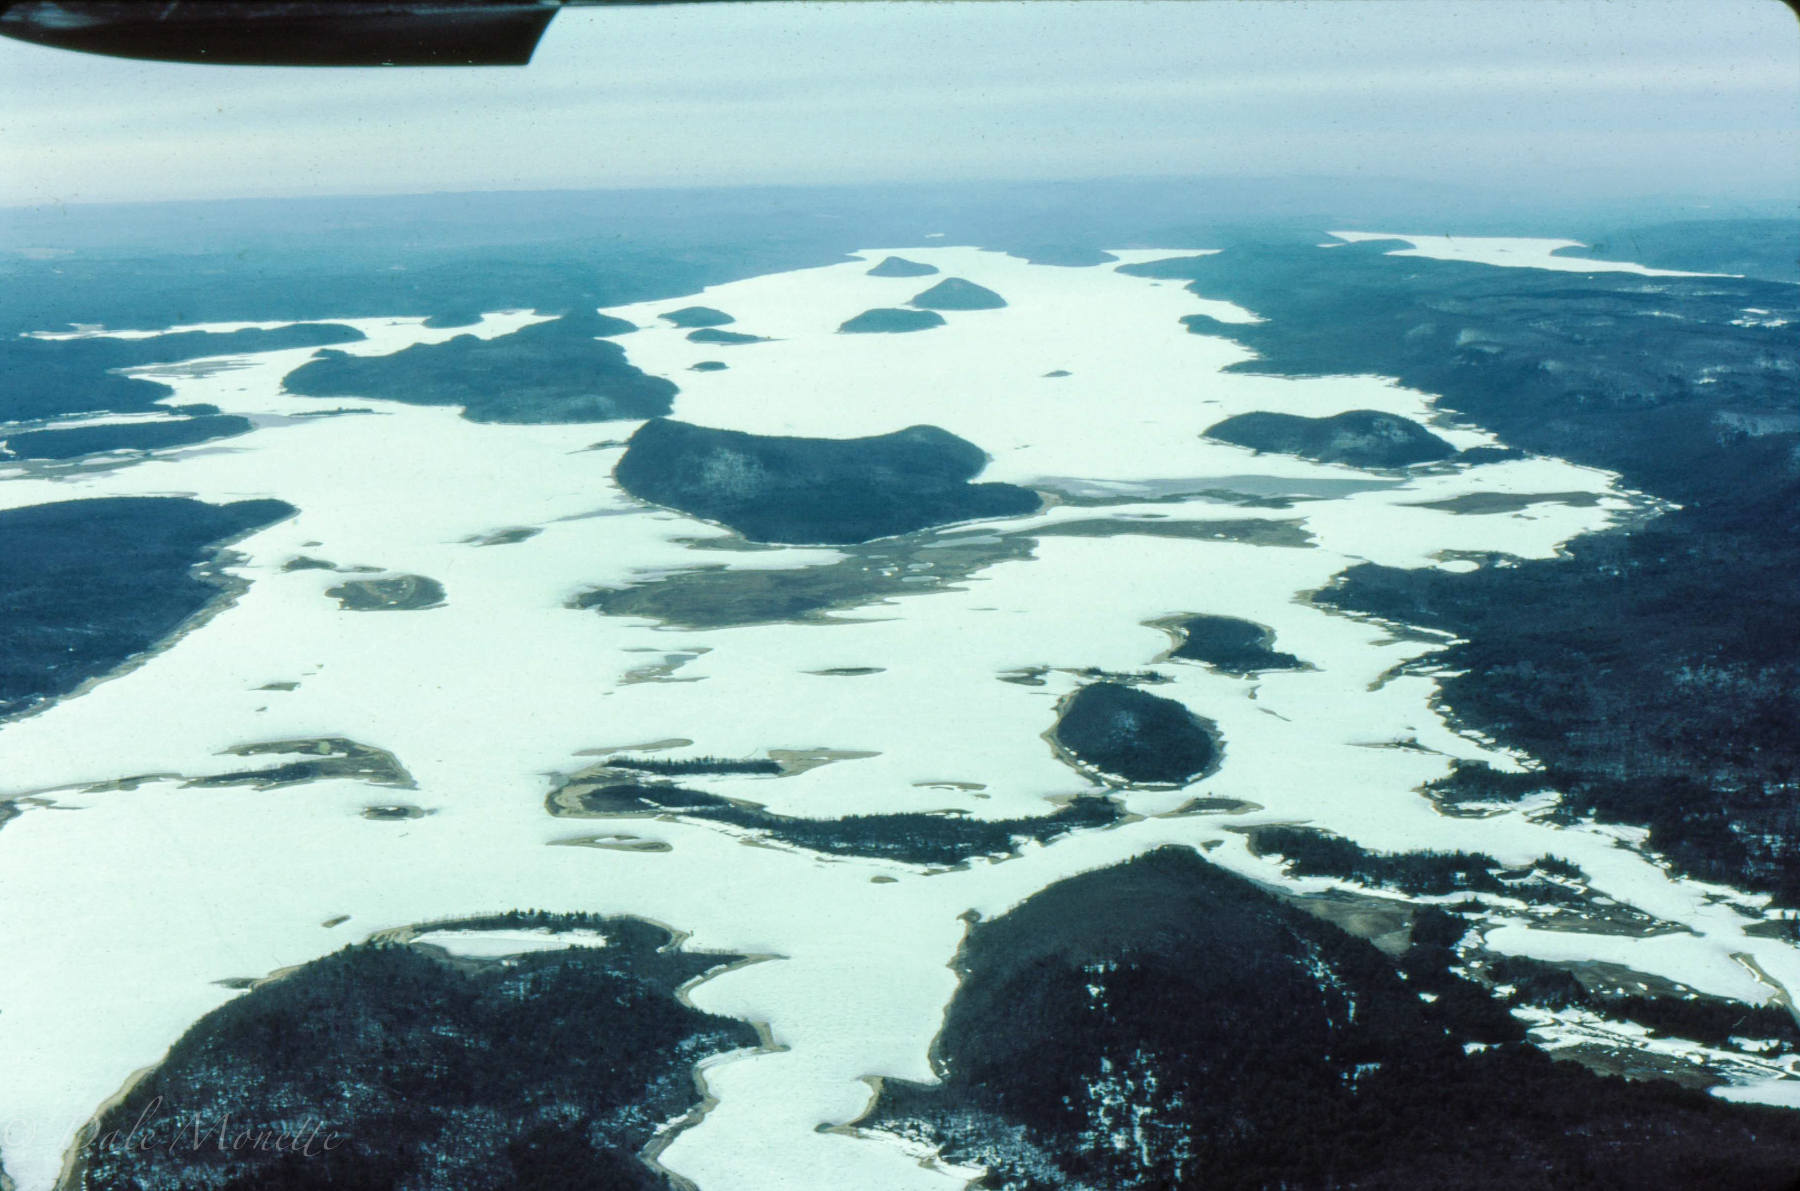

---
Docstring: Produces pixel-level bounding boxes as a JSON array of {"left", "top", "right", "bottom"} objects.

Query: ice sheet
[{"left": 0, "top": 247, "right": 1791, "bottom": 1191}]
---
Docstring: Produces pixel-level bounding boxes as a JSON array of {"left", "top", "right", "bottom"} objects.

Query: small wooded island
[
  {"left": 1169, "top": 614, "right": 1306, "bottom": 673},
  {"left": 658, "top": 305, "right": 735, "bottom": 327},
  {"left": 613, "top": 418, "right": 1039, "bottom": 544},
  {"left": 562, "top": 770, "right": 1119, "bottom": 866},
  {"left": 837, "top": 308, "right": 946, "bottom": 334},
  {"left": 1052, "top": 681, "right": 1218, "bottom": 784},
  {"left": 909, "top": 277, "right": 1007, "bottom": 310},
  {"left": 685, "top": 328, "right": 769, "bottom": 345},
  {"left": 1205, "top": 409, "right": 1457, "bottom": 468},
  {"left": 866, "top": 256, "right": 939, "bottom": 277}
]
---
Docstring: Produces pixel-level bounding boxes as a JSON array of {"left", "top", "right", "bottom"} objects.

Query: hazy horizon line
[{"left": 4, "top": 172, "right": 1794, "bottom": 216}]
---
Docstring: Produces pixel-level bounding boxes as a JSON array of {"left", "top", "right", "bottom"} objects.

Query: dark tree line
[
  {"left": 1249, "top": 825, "right": 1508, "bottom": 895},
  {"left": 571, "top": 778, "right": 1120, "bottom": 866}
]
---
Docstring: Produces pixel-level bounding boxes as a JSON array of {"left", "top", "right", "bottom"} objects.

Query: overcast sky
[{"left": 0, "top": 0, "right": 1793, "bottom": 208}]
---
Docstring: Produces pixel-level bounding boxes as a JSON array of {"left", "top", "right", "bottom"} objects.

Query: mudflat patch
[{"left": 327, "top": 574, "right": 446, "bottom": 611}]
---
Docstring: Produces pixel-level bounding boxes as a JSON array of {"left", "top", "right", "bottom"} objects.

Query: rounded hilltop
[
  {"left": 659, "top": 305, "right": 735, "bottom": 328},
  {"left": 866, "top": 256, "right": 938, "bottom": 277},
  {"left": 1206, "top": 409, "right": 1456, "bottom": 468},
  {"left": 613, "top": 418, "right": 1039, "bottom": 544},
  {"left": 838, "top": 308, "right": 945, "bottom": 334},
  {"left": 909, "top": 278, "right": 1007, "bottom": 310}
]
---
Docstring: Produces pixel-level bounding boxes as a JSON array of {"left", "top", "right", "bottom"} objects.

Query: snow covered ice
[{"left": 0, "top": 241, "right": 1795, "bottom": 1191}]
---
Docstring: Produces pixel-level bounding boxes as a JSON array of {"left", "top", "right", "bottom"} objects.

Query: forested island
[
  {"left": 1051, "top": 682, "right": 1217, "bottom": 784},
  {"left": 1205, "top": 409, "right": 1457, "bottom": 468},
  {"left": 838, "top": 308, "right": 945, "bottom": 334},
  {"left": 659, "top": 306, "right": 735, "bottom": 327},
  {"left": 866, "top": 256, "right": 938, "bottom": 277},
  {"left": 612, "top": 419, "right": 1039, "bottom": 544},
  {"left": 0, "top": 496, "right": 294, "bottom": 719},
  {"left": 282, "top": 311, "right": 673, "bottom": 424},
  {"left": 558, "top": 774, "right": 1119, "bottom": 866},
  {"left": 868, "top": 848, "right": 1800, "bottom": 1191},
  {"left": 685, "top": 328, "right": 769, "bottom": 345},
  {"left": 908, "top": 278, "right": 1007, "bottom": 310},
  {"left": 1166, "top": 614, "right": 1306, "bottom": 673}
]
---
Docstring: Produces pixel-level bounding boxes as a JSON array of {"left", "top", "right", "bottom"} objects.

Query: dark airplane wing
[{"left": 0, "top": 1, "right": 711, "bottom": 67}]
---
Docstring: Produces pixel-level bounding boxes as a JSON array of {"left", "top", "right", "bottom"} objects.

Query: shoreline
[{"left": 0, "top": 501, "right": 295, "bottom": 738}]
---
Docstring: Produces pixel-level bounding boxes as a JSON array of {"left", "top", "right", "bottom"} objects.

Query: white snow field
[
  {"left": 1323, "top": 231, "right": 1726, "bottom": 276},
  {"left": 0, "top": 242, "right": 1795, "bottom": 1191}
]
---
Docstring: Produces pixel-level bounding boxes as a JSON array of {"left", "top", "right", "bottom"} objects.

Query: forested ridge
[
  {"left": 872, "top": 849, "right": 1800, "bottom": 1190},
  {"left": 1123, "top": 243, "right": 1800, "bottom": 900}
]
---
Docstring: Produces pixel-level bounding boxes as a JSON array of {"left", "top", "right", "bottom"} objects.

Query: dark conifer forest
[
  {"left": 81, "top": 918, "right": 756, "bottom": 1191},
  {"left": 872, "top": 849, "right": 1800, "bottom": 1191}
]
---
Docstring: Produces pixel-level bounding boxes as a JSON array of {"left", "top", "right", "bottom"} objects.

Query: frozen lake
[{"left": 0, "top": 243, "right": 1794, "bottom": 1191}]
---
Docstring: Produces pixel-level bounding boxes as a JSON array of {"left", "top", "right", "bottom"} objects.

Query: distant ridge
[
  {"left": 909, "top": 278, "right": 1007, "bottom": 311},
  {"left": 867, "top": 256, "right": 939, "bottom": 277}
]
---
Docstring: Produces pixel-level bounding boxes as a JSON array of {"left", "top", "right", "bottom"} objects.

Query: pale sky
[{"left": 0, "top": 0, "right": 1794, "bottom": 208}]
